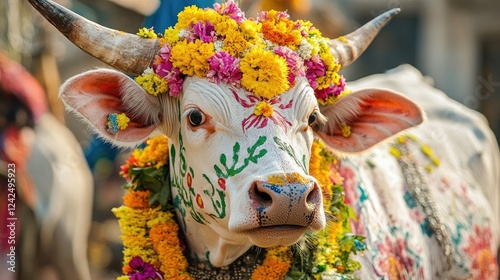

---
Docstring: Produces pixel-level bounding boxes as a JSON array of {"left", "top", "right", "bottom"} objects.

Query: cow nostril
[
  {"left": 256, "top": 188, "right": 272, "bottom": 202},
  {"left": 250, "top": 182, "right": 273, "bottom": 207},
  {"left": 306, "top": 183, "right": 321, "bottom": 207}
]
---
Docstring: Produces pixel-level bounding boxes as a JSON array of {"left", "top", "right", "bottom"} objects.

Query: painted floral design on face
[
  {"left": 231, "top": 88, "right": 293, "bottom": 133},
  {"left": 218, "top": 178, "right": 226, "bottom": 190}
]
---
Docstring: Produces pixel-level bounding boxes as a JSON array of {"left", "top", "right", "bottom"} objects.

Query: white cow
[{"left": 28, "top": 0, "right": 499, "bottom": 279}]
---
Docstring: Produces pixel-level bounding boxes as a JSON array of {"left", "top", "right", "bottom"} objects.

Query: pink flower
[
  {"left": 274, "top": 46, "right": 305, "bottom": 86},
  {"left": 128, "top": 256, "right": 160, "bottom": 280},
  {"left": 314, "top": 76, "right": 346, "bottom": 100},
  {"left": 190, "top": 21, "right": 216, "bottom": 43},
  {"left": 154, "top": 45, "right": 184, "bottom": 96},
  {"left": 214, "top": 0, "right": 245, "bottom": 24},
  {"left": 305, "top": 55, "right": 325, "bottom": 89},
  {"left": 206, "top": 52, "right": 242, "bottom": 87}
]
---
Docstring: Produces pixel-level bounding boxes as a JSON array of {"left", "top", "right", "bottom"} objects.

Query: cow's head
[{"left": 29, "top": 0, "right": 423, "bottom": 266}]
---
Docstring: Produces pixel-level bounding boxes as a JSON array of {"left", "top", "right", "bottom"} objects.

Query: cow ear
[
  {"left": 60, "top": 69, "right": 164, "bottom": 147},
  {"left": 315, "top": 88, "right": 424, "bottom": 154}
]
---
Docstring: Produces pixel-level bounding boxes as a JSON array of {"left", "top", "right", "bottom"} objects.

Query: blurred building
[{"left": 332, "top": 0, "right": 500, "bottom": 140}]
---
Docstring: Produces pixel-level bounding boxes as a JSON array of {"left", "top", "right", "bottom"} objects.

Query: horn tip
[{"left": 389, "top": 7, "right": 402, "bottom": 16}]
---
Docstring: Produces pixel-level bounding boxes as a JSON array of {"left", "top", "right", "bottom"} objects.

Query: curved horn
[
  {"left": 330, "top": 8, "right": 401, "bottom": 67},
  {"left": 27, "top": 0, "right": 160, "bottom": 76}
]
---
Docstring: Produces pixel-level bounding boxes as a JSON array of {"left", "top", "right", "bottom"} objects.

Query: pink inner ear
[
  {"left": 61, "top": 69, "right": 158, "bottom": 144},
  {"left": 317, "top": 89, "right": 424, "bottom": 154}
]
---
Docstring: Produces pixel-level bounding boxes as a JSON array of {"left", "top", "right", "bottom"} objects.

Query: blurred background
[{"left": 0, "top": 0, "right": 499, "bottom": 279}]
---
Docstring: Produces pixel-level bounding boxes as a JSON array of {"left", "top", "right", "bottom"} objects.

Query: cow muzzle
[{"left": 234, "top": 174, "right": 326, "bottom": 247}]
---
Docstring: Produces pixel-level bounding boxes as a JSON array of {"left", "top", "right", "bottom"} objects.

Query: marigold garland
[{"left": 135, "top": 0, "right": 350, "bottom": 105}]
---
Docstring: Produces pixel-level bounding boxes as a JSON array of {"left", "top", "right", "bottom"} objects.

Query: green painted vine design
[
  {"left": 214, "top": 136, "right": 268, "bottom": 178},
  {"left": 273, "top": 136, "right": 308, "bottom": 174}
]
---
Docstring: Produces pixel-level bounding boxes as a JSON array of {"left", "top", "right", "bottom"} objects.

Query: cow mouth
[{"left": 244, "top": 225, "right": 308, "bottom": 247}]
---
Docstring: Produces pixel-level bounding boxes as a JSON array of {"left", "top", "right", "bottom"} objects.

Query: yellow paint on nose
[{"left": 268, "top": 172, "right": 309, "bottom": 185}]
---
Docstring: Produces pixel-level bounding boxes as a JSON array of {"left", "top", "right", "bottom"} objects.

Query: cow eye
[
  {"left": 308, "top": 112, "right": 318, "bottom": 126},
  {"left": 188, "top": 109, "right": 205, "bottom": 126}
]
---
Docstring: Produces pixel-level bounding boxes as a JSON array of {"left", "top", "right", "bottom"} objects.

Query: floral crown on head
[{"left": 134, "top": 0, "right": 349, "bottom": 105}]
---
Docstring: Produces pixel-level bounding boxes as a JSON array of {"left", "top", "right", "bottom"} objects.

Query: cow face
[
  {"left": 61, "top": 69, "right": 423, "bottom": 266},
  {"left": 177, "top": 77, "right": 324, "bottom": 245}
]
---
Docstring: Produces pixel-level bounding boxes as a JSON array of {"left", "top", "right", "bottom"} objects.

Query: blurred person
[{"left": 0, "top": 53, "right": 93, "bottom": 280}]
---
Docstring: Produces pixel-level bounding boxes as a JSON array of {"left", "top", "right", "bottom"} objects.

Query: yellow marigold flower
[
  {"left": 214, "top": 16, "right": 239, "bottom": 36},
  {"left": 298, "top": 19, "right": 321, "bottom": 37},
  {"left": 175, "top": 5, "right": 203, "bottom": 29},
  {"left": 135, "top": 71, "right": 169, "bottom": 96},
  {"left": 240, "top": 20, "right": 261, "bottom": 40},
  {"left": 131, "top": 136, "right": 169, "bottom": 169},
  {"left": 163, "top": 27, "right": 180, "bottom": 45},
  {"left": 171, "top": 40, "right": 214, "bottom": 77},
  {"left": 192, "top": 41, "right": 215, "bottom": 77},
  {"left": 254, "top": 101, "right": 274, "bottom": 117},
  {"left": 137, "top": 27, "right": 158, "bottom": 39},
  {"left": 146, "top": 209, "right": 174, "bottom": 228},
  {"left": 240, "top": 48, "right": 289, "bottom": 99},
  {"left": 176, "top": 5, "right": 219, "bottom": 30},
  {"left": 116, "top": 276, "right": 130, "bottom": 280},
  {"left": 340, "top": 122, "right": 351, "bottom": 138},
  {"left": 116, "top": 113, "right": 130, "bottom": 130},
  {"left": 222, "top": 30, "right": 250, "bottom": 57},
  {"left": 309, "top": 140, "right": 334, "bottom": 207},
  {"left": 143, "top": 136, "right": 169, "bottom": 169},
  {"left": 121, "top": 235, "right": 153, "bottom": 249},
  {"left": 171, "top": 41, "right": 194, "bottom": 76}
]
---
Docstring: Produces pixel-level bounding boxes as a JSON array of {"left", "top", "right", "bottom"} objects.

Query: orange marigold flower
[
  {"left": 261, "top": 21, "right": 301, "bottom": 46},
  {"left": 123, "top": 189, "right": 151, "bottom": 209},
  {"left": 150, "top": 222, "right": 192, "bottom": 279},
  {"left": 251, "top": 246, "right": 291, "bottom": 280}
]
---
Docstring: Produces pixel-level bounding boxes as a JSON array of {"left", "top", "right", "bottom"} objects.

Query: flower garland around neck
[
  {"left": 134, "top": 0, "right": 351, "bottom": 106},
  {"left": 113, "top": 135, "right": 366, "bottom": 280}
]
